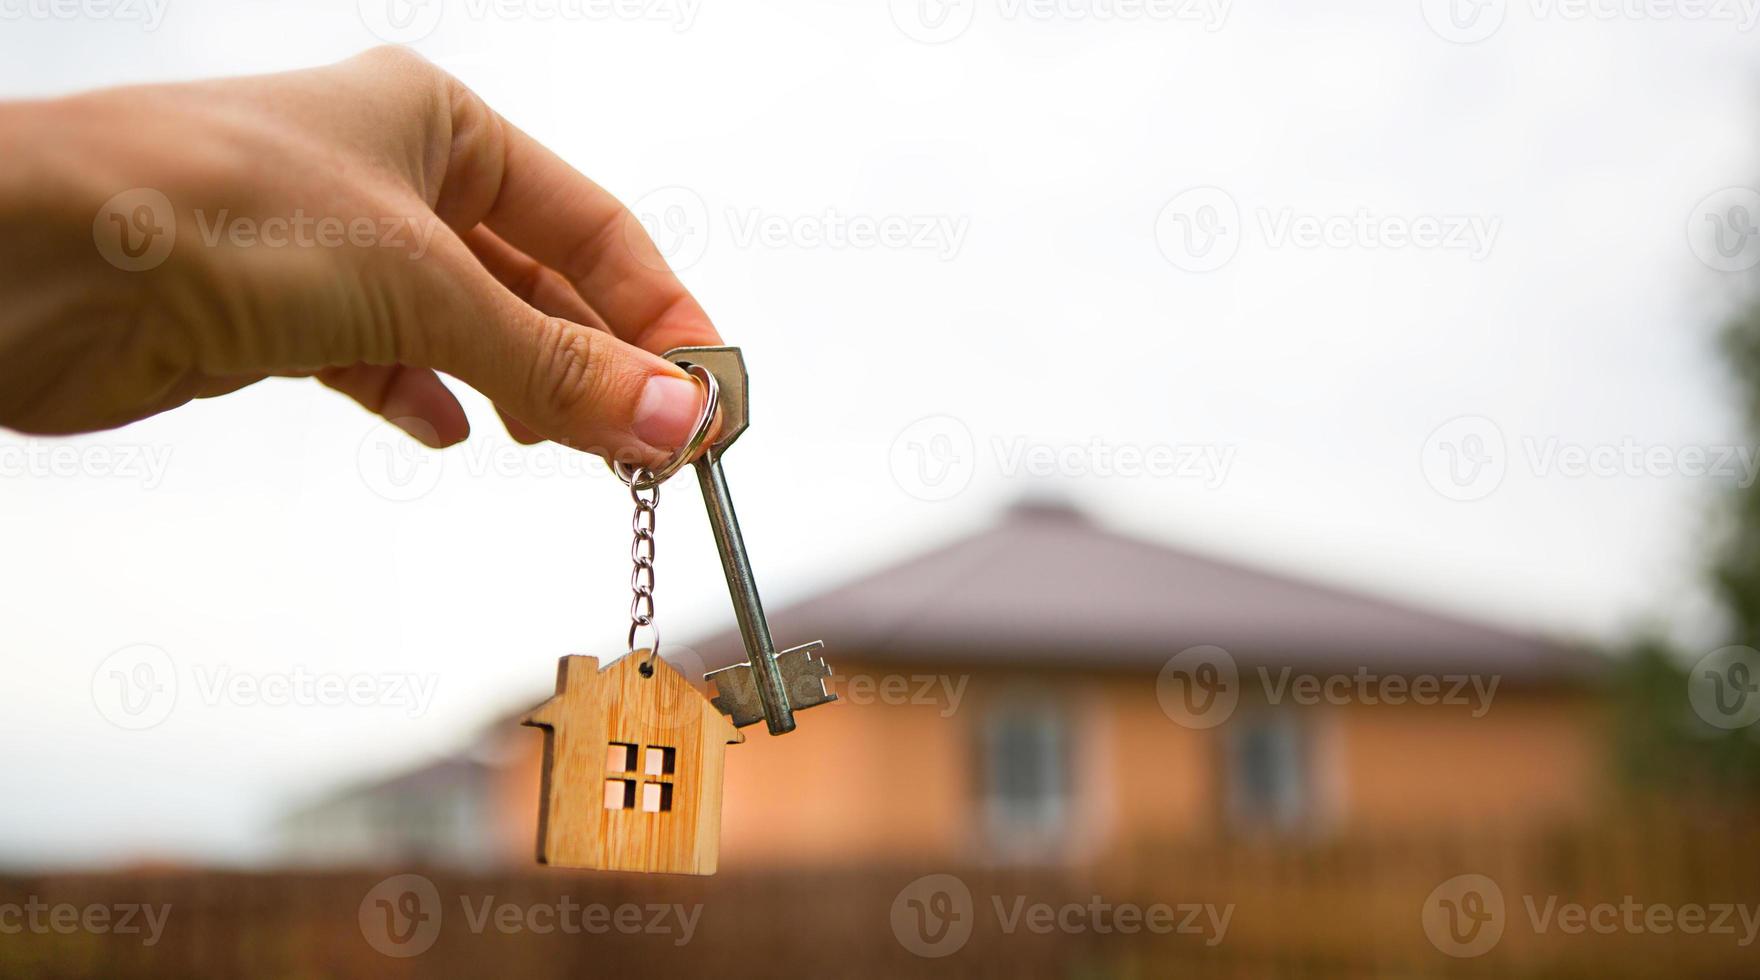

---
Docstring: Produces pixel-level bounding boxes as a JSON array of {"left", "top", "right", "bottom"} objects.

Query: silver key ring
[{"left": 610, "top": 363, "right": 719, "bottom": 491}]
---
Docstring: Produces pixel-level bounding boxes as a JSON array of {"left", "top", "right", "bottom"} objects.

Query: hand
[{"left": 0, "top": 46, "right": 718, "bottom": 465}]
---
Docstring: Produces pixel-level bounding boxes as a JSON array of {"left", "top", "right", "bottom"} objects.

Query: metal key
[{"left": 664, "top": 346, "right": 835, "bottom": 735}]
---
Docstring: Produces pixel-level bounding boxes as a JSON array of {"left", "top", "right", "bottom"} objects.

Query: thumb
[{"left": 408, "top": 235, "right": 709, "bottom": 465}]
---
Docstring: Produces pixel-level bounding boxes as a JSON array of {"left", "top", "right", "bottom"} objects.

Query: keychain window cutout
[
  {"left": 604, "top": 778, "right": 637, "bottom": 810},
  {"left": 641, "top": 781, "right": 674, "bottom": 812},
  {"left": 608, "top": 742, "right": 637, "bottom": 773},
  {"left": 643, "top": 746, "right": 676, "bottom": 811}
]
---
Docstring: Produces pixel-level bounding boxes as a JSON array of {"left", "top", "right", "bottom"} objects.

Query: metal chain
[{"left": 626, "top": 467, "right": 660, "bottom": 671}]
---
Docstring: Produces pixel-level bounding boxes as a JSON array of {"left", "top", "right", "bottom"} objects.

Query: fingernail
[
  {"left": 632, "top": 375, "right": 702, "bottom": 450},
  {"left": 389, "top": 415, "right": 442, "bottom": 449}
]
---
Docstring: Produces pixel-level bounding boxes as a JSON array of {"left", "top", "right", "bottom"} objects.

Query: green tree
[
  {"left": 1609, "top": 305, "right": 1760, "bottom": 798},
  {"left": 1714, "top": 300, "right": 1760, "bottom": 643}
]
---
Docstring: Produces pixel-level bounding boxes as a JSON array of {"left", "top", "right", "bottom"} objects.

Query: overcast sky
[{"left": 3, "top": 0, "right": 1760, "bottom": 865}]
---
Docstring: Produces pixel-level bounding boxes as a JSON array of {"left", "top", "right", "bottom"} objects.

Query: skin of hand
[{"left": 0, "top": 45, "right": 719, "bottom": 464}]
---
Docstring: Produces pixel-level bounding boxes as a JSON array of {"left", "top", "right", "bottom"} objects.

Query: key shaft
[{"left": 694, "top": 446, "right": 796, "bottom": 735}]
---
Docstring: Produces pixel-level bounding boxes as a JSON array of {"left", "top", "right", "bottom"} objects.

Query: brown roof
[{"left": 693, "top": 499, "right": 1602, "bottom": 682}]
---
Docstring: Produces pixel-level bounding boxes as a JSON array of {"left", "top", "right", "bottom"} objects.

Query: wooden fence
[{"left": 2, "top": 814, "right": 1757, "bottom": 979}]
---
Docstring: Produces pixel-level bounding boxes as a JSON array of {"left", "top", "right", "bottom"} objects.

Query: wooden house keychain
[{"left": 523, "top": 347, "right": 836, "bottom": 876}]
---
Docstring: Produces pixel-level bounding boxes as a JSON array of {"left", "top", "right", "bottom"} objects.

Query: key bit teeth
[
  {"left": 779, "top": 642, "right": 836, "bottom": 709},
  {"left": 707, "top": 641, "right": 836, "bottom": 729}
]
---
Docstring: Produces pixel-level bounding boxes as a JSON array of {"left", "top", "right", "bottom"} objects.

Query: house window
[
  {"left": 980, "top": 704, "right": 1068, "bottom": 853},
  {"left": 606, "top": 741, "right": 675, "bottom": 812},
  {"left": 1225, "top": 714, "right": 1308, "bottom": 830}
]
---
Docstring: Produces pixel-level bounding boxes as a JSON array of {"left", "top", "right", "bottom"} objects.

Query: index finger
[{"left": 435, "top": 78, "right": 722, "bottom": 356}]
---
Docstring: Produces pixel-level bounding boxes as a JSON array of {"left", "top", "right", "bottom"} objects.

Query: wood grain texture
[{"left": 523, "top": 652, "right": 743, "bottom": 876}]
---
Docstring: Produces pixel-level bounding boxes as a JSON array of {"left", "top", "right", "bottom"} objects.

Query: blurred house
[
  {"left": 281, "top": 746, "right": 520, "bottom": 872},
  {"left": 281, "top": 500, "right": 1607, "bottom": 871}
]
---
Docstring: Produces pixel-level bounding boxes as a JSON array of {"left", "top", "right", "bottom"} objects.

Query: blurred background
[{"left": 4, "top": 0, "right": 1760, "bottom": 976}]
